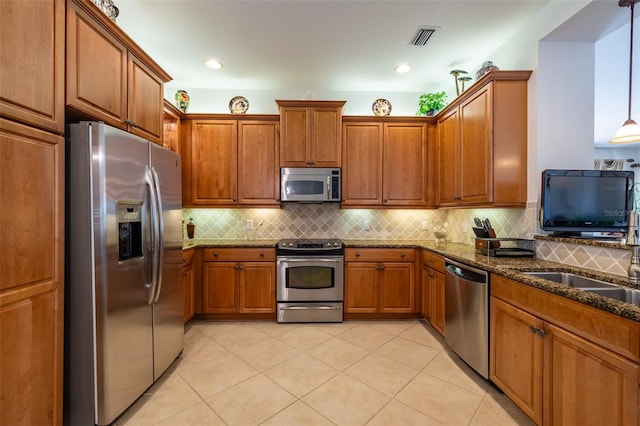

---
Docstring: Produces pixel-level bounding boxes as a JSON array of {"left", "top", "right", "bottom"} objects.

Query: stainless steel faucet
[{"left": 626, "top": 210, "right": 640, "bottom": 283}]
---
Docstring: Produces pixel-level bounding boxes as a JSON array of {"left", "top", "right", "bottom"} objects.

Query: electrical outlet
[
  {"left": 421, "top": 221, "right": 430, "bottom": 231},
  {"left": 363, "top": 220, "right": 370, "bottom": 230},
  {"left": 246, "top": 219, "right": 254, "bottom": 230}
]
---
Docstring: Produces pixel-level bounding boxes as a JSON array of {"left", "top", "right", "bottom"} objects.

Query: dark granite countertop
[{"left": 183, "top": 238, "right": 640, "bottom": 322}]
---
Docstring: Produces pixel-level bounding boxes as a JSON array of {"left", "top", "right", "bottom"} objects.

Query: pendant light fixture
[{"left": 611, "top": 0, "right": 640, "bottom": 144}]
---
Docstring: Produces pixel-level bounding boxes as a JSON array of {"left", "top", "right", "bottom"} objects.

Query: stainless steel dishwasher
[{"left": 444, "top": 258, "right": 489, "bottom": 379}]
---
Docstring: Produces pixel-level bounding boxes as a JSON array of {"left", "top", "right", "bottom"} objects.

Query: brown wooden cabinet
[
  {"left": 277, "top": 100, "right": 345, "bottom": 167},
  {"left": 66, "top": 0, "right": 170, "bottom": 144},
  {"left": 342, "top": 118, "right": 429, "bottom": 207},
  {"left": 344, "top": 248, "right": 416, "bottom": 315},
  {"left": 0, "top": 119, "right": 64, "bottom": 426},
  {"left": 185, "top": 118, "right": 279, "bottom": 207},
  {"left": 202, "top": 248, "right": 276, "bottom": 315},
  {"left": 0, "top": 0, "right": 65, "bottom": 134},
  {"left": 437, "top": 71, "right": 531, "bottom": 207},
  {"left": 182, "top": 249, "right": 195, "bottom": 323},
  {"left": 491, "top": 274, "right": 640, "bottom": 425},
  {"left": 421, "top": 250, "right": 445, "bottom": 335},
  {"left": 0, "top": 1, "right": 65, "bottom": 423}
]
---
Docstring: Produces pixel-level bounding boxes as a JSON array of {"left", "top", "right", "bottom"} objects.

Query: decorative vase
[
  {"left": 175, "top": 90, "right": 190, "bottom": 113},
  {"left": 186, "top": 218, "right": 195, "bottom": 239}
]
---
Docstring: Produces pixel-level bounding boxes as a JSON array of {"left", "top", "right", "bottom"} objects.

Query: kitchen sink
[
  {"left": 581, "top": 288, "right": 640, "bottom": 307},
  {"left": 522, "top": 271, "right": 618, "bottom": 288}
]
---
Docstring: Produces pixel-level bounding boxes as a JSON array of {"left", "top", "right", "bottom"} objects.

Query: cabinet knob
[
  {"left": 400, "top": 252, "right": 405, "bottom": 258},
  {"left": 380, "top": 266, "right": 385, "bottom": 271},
  {"left": 182, "top": 272, "right": 187, "bottom": 277},
  {"left": 530, "top": 325, "right": 537, "bottom": 334},
  {"left": 213, "top": 253, "right": 218, "bottom": 257},
  {"left": 383, "top": 198, "right": 388, "bottom": 203},
  {"left": 355, "top": 252, "right": 361, "bottom": 257},
  {"left": 537, "top": 328, "right": 546, "bottom": 338},
  {"left": 259, "top": 252, "right": 264, "bottom": 257}
]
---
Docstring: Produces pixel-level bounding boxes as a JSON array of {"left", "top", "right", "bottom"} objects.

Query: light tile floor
[{"left": 115, "top": 320, "right": 534, "bottom": 426}]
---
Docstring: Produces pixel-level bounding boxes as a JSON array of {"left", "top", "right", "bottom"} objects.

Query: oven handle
[
  {"left": 278, "top": 257, "right": 343, "bottom": 263},
  {"left": 279, "top": 305, "right": 342, "bottom": 310}
]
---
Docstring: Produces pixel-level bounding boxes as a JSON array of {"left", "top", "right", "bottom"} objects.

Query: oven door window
[{"left": 286, "top": 266, "right": 334, "bottom": 289}]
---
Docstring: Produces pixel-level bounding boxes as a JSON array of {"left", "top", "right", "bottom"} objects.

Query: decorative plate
[
  {"left": 229, "top": 96, "right": 249, "bottom": 114},
  {"left": 372, "top": 98, "right": 392, "bottom": 116}
]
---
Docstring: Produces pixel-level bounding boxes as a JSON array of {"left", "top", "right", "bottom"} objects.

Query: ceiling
[{"left": 114, "top": 1, "right": 630, "bottom": 97}]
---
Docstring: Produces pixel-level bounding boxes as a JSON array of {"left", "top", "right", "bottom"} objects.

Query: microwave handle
[{"left": 327, "top": 175, "right": 331, "bottom": 199}]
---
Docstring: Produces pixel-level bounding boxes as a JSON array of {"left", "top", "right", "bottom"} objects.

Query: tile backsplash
[{"left": 183, "top": 202, "right": 630, "bottom": 278}]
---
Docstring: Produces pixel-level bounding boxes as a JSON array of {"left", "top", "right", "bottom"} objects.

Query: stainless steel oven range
[{"left": 276, "top": 239, "right": 344, "bottom": 323}]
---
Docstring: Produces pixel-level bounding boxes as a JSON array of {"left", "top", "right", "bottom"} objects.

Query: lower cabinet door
[
  {"left": 344, "top": 263, "right": 378, "bottom": 313},
  {"left": 545, "top": 322, "right": 639, "bottom": 426},
  {"left": 490, "top": 297, "right": 544, "bottom": 425},
  {"left": 239, "top": 262, "right": 275, "bottom": 313},
  {"left": 429, "top": 269, "right": 445, "bottom": 335},
  {"left": 379, "top": 262, "right": 414, "bottom": 313},
  {"left": 203, "top": 262, "right": 237, "bottom": 313}
]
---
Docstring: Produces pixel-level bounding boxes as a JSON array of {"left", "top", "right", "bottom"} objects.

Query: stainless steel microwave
[{"left": 280, "top": 167, "right": 341, "bottom": 202}]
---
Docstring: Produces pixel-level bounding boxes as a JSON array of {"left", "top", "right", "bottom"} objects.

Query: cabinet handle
[
  {"left": 429, "top": 273, "right": 434, "bottom": 278},
  {"left": 400, "top": 252, "right": 405, "bottom": 258},
  {"left": 355, "top": 252, "right": 361, "bottom": 257},
  {"left": 383, "top": 198, "right": 388, "bottom": 203},
  {"left": 213, "top": 253, "right": 218, "bottom": 257},
  {"left": 259, "top": 252, "right": 264, "bottom": 257},
  {"left": 537, "top": 328, "right": 546, "bottom": 338},
  {"left": 529, "top": 325, "right": 537, "bottom": 334},
  {"left": 380, "top": 266, "right": 385, "bottom": 271}
]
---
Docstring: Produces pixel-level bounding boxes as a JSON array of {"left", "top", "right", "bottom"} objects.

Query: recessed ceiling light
[
  {"left": 395, "top": 63, "right": 411, "bottom": 74},
  {"left": 205, "top": 59, "right": 223, "bottom": 70}
]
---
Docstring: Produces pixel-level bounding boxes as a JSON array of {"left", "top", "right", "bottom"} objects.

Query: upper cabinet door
[
  {"left": 383, "top": 123, "right": 427, "bottom": 206},
  {"left": 459, "top": 84, "right": 493, "bottom": 205},
  {"left": 277, "top": 100, "right": 345, "bottom": 167},
  {"left": 0, "top": 0, "right": 65, "bottom": 134},
  {"left": 66, "top": 1, "right": 128, "bottom": 126},
  {"left": 128, "top": 54, "right": 164, "bottom": 142},
  {"left": 237, "top": 120, "right": 280, "bottom": 205},
  {"left": 341, "top": 122, "right": 383, "bottom": 206},
  {"left": 190, "top": 120, "right": 238, "bottom": 205},
  {"left": 279, "top": 107, "right": 309, "bottom": 166},
  {"left": 310, "top": 107, "right": 342, "bottom": 167}
]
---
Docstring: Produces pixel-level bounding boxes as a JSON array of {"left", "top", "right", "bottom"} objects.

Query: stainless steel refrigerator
[{"left": 65, "top": 122, "right": 183, "bottom": 426}]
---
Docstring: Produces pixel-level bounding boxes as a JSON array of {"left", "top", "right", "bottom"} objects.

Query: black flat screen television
[{"left": 539, "top": 169, "right": 635, "bottom": 236}]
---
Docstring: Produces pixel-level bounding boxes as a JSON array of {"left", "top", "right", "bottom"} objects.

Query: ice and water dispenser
[{"left": 117, "top": 202, "right": 143, "bottom": 261}]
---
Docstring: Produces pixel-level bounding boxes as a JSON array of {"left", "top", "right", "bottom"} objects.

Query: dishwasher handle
[{"left": 444, "top": 258, "right": 488, "bottom": 284}]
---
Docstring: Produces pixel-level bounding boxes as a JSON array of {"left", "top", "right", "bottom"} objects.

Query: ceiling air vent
[{"left": 409, "top": 27, "right": 436, "bottom": 47}]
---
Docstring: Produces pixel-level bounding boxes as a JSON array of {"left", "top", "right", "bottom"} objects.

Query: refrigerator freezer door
[{"left": 150, "top": 143, "right": 184, "bottom": 379}]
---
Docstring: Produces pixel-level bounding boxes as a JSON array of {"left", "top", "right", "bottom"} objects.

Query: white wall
[
  {"left": 594, "top": 15, "right": 640, "bottom": 145},
  {"left": 537, "top": 41, "right": 595, "bottom": 172}
]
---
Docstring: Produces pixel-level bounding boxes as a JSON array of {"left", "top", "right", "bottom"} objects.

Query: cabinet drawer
[
  {"left": 345, "top": 248, "right": 415, "bottom": 262},
  {"left": 182, "top": 248, "right": 194, "bottom": 266},
  {"left": 421, "top": 250, "right": 445, "bottom": 271},
  {"left": 203, "top": 247, "right": 276, "bottom": 262}
]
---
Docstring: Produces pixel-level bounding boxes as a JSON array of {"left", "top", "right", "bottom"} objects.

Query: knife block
[{"left": 475, "top": 229, "right": 500, "bottom": 252}]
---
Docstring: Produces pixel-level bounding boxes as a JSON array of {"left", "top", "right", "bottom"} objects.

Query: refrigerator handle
[
  {"left": 145, "top": 166, "right": 160, "bottom": 305},
  {"left": 150, "top": 166, "right": 165, "bottom": 302}
]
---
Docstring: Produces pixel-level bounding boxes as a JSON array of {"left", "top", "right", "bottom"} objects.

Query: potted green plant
[{"left": 417, "top": 91, "right": 447, "bottom": 116}]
